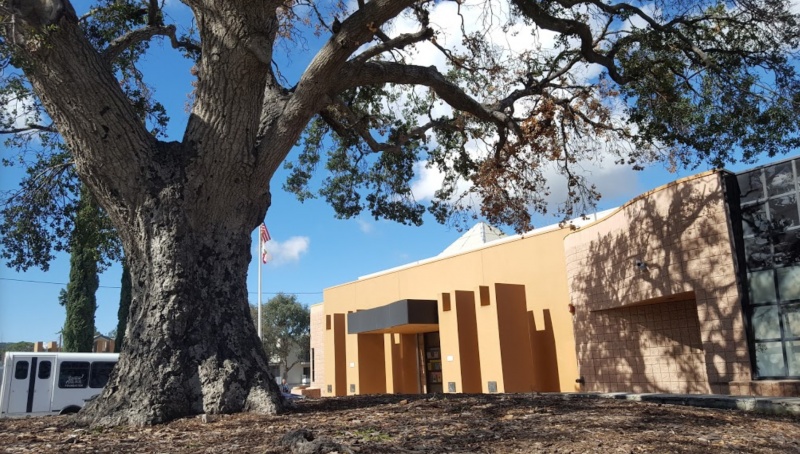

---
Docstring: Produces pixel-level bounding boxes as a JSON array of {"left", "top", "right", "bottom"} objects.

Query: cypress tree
[
  {"left": 115, "top": 260, "right": 131, "bottom": 352},
  {"left": 59, "top": 188, "right": 101, "bottom": 352}
]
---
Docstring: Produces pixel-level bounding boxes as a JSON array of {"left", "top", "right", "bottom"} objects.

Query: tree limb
[
  {"left": 509, "top": 0, "right": 628, "bottom": 84},
  {"left": 0, "top": 123, "right": 56, "bottom": 134},
  {"left": 102, "top": 24, "right": 200, "bottom": 64},
  {"left": 320, "top": 96, "right": 441, "bottom": 155},
  {"left": 352, "top": 27, "right": 434, "bottom": 64}
]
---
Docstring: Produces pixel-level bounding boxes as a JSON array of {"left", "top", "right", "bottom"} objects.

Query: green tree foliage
[
  {"left": 57, "top": 188, "right": 101, "bottom": 352},
  {"left": 114, "top": 261, "right": 131, "bottom": 352},
  {"left": 0, "top": 341, "right": 34, "bottom": 357},
  {"left": 0, "top": 0, "right": 161, "bottom": 272},
  {"left": 251, "top": 294, "right": 310, "bottom": 380},
  {"left": 283, "top": 0, "right": 800, "bottom": 232}
]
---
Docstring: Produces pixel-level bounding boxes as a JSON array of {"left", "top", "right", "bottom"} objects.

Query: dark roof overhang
[{"left": 347, "top": 299, "right": 439, "bottom": 334}]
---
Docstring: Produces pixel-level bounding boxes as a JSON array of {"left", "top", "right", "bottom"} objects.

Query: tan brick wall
[
  {"left": 583, "top": 299, "right": 709, "bottom": 393},
  {"left": 564, "top": 171, "right": 752, "bottom": 394},
  {"left": 309, "top": 303, "right": 325, "bottom": 390}
]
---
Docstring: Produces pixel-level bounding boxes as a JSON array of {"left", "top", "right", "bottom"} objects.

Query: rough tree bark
[{"left": 3, "top": 0, "right": 415, "bottom": 425}]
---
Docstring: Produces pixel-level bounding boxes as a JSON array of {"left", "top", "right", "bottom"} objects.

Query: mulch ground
[{"left": 1, "top": 393, "right": 799, "bottom": 453}]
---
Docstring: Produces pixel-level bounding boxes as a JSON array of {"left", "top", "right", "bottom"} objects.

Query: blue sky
[{"left": 0, "top": 2, "right": 795, "bottom": 343}]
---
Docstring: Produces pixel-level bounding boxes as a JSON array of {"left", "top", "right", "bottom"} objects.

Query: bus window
[
  {"left": 38, "top": 360, "right": 52, "bottom": 379},
  {"left": 59, "top": 362, "right": 90, "bottom": 388},
  {"left": 14, "top": 361, "right": 29, "bottom": 380},
  {"left": 89, "top": 362, "right": 116, "bottom": 388}
]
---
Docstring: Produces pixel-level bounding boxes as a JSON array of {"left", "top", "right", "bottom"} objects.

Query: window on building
[
  {"left": 311, "top": 348, "right": 315, "bottom": 382},
  {"left": 59, "top": 361, "right": 90, "bottom": 388},
  {"left": 14, "top": 361, "right": 28, "bottom": 380},
  {"left": 735, "top": 157, "right": 800, "bottom": 379}
]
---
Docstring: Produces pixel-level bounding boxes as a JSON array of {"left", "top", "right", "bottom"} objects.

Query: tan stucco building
[{"left": 310, "top": 157, "right": 800, "bottom": 398}]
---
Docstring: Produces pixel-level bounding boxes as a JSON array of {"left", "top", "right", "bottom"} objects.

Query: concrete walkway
[{"left": 558, "top": 392, "right": 800, "bottom": 416}]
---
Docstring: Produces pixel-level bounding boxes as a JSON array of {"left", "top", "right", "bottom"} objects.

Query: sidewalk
[{"left": 559, "top": 392, "right": 800, "bottom": 416}]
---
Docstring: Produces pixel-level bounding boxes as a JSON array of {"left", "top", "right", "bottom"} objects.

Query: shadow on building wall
[
  {"left": 528, "top": 309, "right": 560, "bottom": 392},
  {"left": 567, "top": 174, "right": 751, "bottom": 395}
]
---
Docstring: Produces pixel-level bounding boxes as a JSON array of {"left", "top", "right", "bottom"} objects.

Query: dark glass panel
[
  {"left": 38, "top": 360, "right": 51, "bottom": 379},
  {"left": 788, "top": 341, "right": 800, "bottom": 376},
  {"left": 765, "top": 161, "right": 795, "bottom": 196},
  {"left": 89, "top": 362, "right": 115, "bottom": 388},
  {"left": 768, "top": 195, "right": 799, "bottom": 230},
  {"left": 754, "top": 341, "right": 786, "bottom": 377},
  {"left": 58, "top": 361, "right": 89, "bottom": 388},
  {"left": 741, "top": 203, "right": 769, "bottom": 237},
  {"left": 744, "top": 237, "right": 773, "bottom": 270},
  {"left": 773, "top": 232, "right": 800, "bottom": 266},
  {"left": 777, "top": 267, "right": 800, "bottom": 301},
  {"left": 14, "top": 361, "right": 29, "bottom": 380},
  {"left": 738, "top": 170, "right": 765, "bottom": 204},
  {"left": 784, "top": 303, "right": 800, "bottom": 337},
  {"left": 752, "top": 304, "right": 781, "bottom": 339}
]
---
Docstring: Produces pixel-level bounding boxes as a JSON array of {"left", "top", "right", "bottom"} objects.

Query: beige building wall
[
  {"left": 319, "top": 226, "right": 581, "bottom": 397},
  {"left": 564, "top": 171, "right": 752, "bottom": 395},
  {"left": 309, "top": 303, "right": 325, "bottom": 390}
]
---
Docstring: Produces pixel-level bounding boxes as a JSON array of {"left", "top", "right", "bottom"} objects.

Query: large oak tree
[{"left": 1, "top": 0, "right": 798, "bottom": 426}]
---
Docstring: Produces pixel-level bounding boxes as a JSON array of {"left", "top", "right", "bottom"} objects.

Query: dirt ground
[{"left": 1, "top": 393, "right": 799, "bottom": 453}]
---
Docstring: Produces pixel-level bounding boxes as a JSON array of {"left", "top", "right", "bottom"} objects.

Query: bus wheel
[{"left": 59, "top": 405, "right": 81, "bottom": 415}]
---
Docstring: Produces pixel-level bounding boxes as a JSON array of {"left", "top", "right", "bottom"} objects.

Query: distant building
[
  {"left": 28, "top": 336, "right": 116, "bottom": 353},
  {"left": 92, "top": 335, "right": 115, "bottom": 353},
  {"left": 311, "top": 156, "right": 800, "bottom": 398},
  {"left": 265, "top": 345, "right": 310, "bottom": 388}
]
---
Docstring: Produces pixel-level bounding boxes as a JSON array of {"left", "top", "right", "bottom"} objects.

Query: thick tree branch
[
  {"left": 0, "top": 123, "right": 56, "bottom": 134},
  {"left": 320, "top": 96, "right": 440, "bottom": 155},
  {"left": 290, "top": 0, "right": 416, "bottom": 111},
  {"left": 102, "top": 24, "right": 200, "bottom": 64},
  {"left": 338, "top": 61, "right": 509, "bottom": 126},
  {"left": 509, "top": 0, "right": 628, "bottom": 84},
  {"left": 352, "top": 27, "right": 434, "bottom": 64}
]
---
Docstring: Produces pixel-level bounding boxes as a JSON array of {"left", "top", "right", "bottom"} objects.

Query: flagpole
[{"left": 257, "top": 229, "right": 263, "bottom": 341}]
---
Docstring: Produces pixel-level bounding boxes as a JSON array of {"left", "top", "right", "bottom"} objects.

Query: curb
[{"left": 558, "top": 392, "right": 800, "bottom": 416}]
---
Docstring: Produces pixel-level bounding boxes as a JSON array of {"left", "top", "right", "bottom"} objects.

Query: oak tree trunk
[
  {"left": 5, "top": 0, "right": 408, "bottom": 425},
  {"left": 80, "top": 175, "right": 284, "bottom": 425}
]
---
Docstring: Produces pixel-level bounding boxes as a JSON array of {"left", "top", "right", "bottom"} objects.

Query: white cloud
[
  {"left": 266, "top": 236, "right": 310, "bottom": 264},
  {"left": 356, "top": 218, "right": 374, "bottom": 234},
  {"left": 1, "top": 95, "right": 44, "bottom": 132},
  {"left": 410, "top": 161, "right": 442, "bottom": 201}
]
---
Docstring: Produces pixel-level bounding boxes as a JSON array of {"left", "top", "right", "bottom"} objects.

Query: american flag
[{"left": 260, "top": 223, "right": 271, "bottom": 264}]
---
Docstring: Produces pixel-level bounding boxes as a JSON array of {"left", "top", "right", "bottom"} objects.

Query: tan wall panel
[
  {"left": 495, "top": 283, "right": 536, "bottom": 393},
  {"left": 322, "top": 313, "right": 347, "bottom": 396},
  {"left": 357, "top": 333, "right": 387, "bottom": 394},
  {"left": 309, "top": 304, "right": 325, "bottom": 390},
  {"left": 437, "top": 292, "right": 463, "bottom": 393},
  {"left": 475, "top": 285, "right": 505, "bottom": 393},
  {"left": 455, "top": 291, "right": 482, "bottom": 393},
  {"left": 391, "top": 334, "right": 419, "bottom": 394},
  {"left": 528, "top": 309, "right": 561, "bottom": 392}
]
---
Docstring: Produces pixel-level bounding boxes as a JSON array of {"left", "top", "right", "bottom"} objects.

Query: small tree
[
  {"left": 58, "top": 188, "right": 102, "bottom": 352},
  {"left": 114, "top": 261, "right": 131, "bottom": 352},
  {"left": 251, "top": 294, "right": 310, "bottom": 381}
]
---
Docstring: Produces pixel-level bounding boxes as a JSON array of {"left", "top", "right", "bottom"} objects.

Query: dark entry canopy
[{"left": 347, "top": 299, "right": 439, "bottom": 334}]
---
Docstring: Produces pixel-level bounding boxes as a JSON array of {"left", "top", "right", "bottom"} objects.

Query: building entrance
[{"left": 421, "top": 332, "right": 443, "bottom": 393}]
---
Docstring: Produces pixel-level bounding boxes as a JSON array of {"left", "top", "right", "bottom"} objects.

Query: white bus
[{"left": 0, "top": 352, "right": 119, "bottom": 417}]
